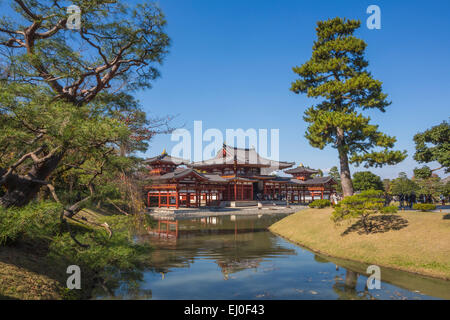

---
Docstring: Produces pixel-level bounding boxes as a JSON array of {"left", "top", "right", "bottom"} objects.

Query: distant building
[{"left": 144, "top": 145, "right": 336, "bottom": 208}]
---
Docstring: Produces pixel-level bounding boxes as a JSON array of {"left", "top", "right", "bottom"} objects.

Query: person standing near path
[{"left": 331, "top": 193, "right": 338, "bottom": 205}]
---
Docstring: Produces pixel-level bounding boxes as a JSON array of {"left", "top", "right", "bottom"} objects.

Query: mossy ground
[{"left": 0, "top": 209, "right": 126, "bottom": 300}]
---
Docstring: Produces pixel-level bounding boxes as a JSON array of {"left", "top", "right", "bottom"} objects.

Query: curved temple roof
[
  {"left": 284, "top": 166, "right": 319, "bottom": 175},
  {"left": 144, "top": 152, "right": 189, "bottom": 166},
  {"left": 190, "top": 144, "right": 295, "bottom": 170},
  {"left": 149, "top": 168, "right": 227, "bottom": 184},
  {"left": 289, "top": 176, "right": 336, "bottom": 186}
]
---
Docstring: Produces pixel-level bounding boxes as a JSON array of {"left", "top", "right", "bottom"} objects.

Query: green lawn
[{"left": 269, "top": 208, "right": 450, "bottom": 280}]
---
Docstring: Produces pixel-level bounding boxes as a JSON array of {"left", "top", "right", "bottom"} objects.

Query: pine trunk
[
  {"left": 0, "top": 152, "right": 63, "bottom": 208},
  {"left": 337, "top": 128, "right": 354, "bottom": 197}
]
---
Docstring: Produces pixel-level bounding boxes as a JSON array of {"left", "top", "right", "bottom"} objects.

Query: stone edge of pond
[{"left": 147, "top": 205, "right": 308, "bottom": 219}]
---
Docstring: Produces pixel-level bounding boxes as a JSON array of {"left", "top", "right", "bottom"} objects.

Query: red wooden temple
[{"left": 144, "top": 145, "right": 336, "bottom": 208}]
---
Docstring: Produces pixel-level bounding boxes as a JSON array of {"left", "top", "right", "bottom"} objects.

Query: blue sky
[
  {"left": 136, "top": 0, "right": 450, "bottom": 179},
  {"left": 3, "top": 0, "right": 448, "bottom": 179}
]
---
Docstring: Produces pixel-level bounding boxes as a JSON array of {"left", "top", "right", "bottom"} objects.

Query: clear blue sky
[
  {"left": 4, "top": 0, "right": 448, "bottom": 179},
  {"left": 137, "top": 0, "right": 450, "bottom": 179}
]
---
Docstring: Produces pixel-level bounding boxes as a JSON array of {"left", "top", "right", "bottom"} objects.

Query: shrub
[
  {"left": 332, "top": 189, "right": 398, "bottom": 234},
  {"left": 0, "top": 201, "right": 62, "bottom": 245},
  {"left": 413, "top": 203, "right": 436, "bottom": 212},
  {"left": 309, "top": 199, "right": 331, "bottom": 208},
  {"left": 0, "top": 201, "right": 151, "bottom": 298}
]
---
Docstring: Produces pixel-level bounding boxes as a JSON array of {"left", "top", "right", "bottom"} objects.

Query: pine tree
[
  {"left": 290, "top": 17, "right": 406, "bottom": 197},
  {"left": 413, "top": 120, "right": 450, "bottom": 174},
  {"left": 352, "top": 171, "right": 384, "bottom": 192},
  {"left": 0, "top": 1, "right": 170, "bottom": 208}
]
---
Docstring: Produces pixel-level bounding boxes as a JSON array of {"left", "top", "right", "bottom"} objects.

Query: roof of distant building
[
  {"left": 144, "top": 149, "right": 189, "bottom": 166},
  {"left": 284, "top": 165, "right": 319, "bottom": 175}
]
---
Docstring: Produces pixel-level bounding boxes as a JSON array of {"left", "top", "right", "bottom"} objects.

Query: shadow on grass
[
  {"left": 341, "top": 215, "right": 409, "bottom": 236},
  {"left": 443, "top": 214, "right": 450, "bottom": 220}
]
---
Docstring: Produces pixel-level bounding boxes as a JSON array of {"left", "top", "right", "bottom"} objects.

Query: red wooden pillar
[
  {"left": 251, "top": 183, "right": 253, "bottom": 200},
  {"left": 195, "top": 189, "right": 201, "bottom": 208},
  {"left": 176, "top": 189, "right": 179, "bottom": 209},
  {"left": 241, "top": 183, "right": 244, "bottom": 201},
  {"left": 194, "top": 190, "right": 197, "bottom": 207},
  {"left": 321, "top": 189, "right": 324, "bottom": 200},
  {"left": 147, "top": 192, "right": 150, "bottom": 207},
  {"left": 197, "top": 189, "right": 200, "bottom": 207},
  {"left": 195, "top": 190, "right": 198, "bottom": 207},
  {"left": 234, "top": 182, "right": 237, "bottom": 201},
  {"left": 158, "top": 190, "right": 161, "bottom": 208}
]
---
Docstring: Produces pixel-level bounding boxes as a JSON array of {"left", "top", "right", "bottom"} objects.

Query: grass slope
[{"left": 269, "top": 208, "right": 450, "bottom": 280}]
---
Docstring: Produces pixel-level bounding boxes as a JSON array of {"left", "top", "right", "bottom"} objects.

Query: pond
[{"left": 101, "top": 213, "right": 450, "bottom": 300}]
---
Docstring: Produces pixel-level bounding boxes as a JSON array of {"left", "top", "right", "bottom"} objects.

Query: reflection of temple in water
[
  {"left": 146, "top": 215, "right": 274, "bottom": 240},
  {"left": 139, "top": 215, "right": 296, "bottom": 278}
]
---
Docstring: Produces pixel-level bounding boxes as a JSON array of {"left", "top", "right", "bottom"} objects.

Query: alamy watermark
[
  {"left": 367, "top": 5, "right": 381, "bottom": 30},
  {"left": 66, "top": 5, "right": 81, "bottom": 30},
  {"left": 169, "top": 120, "right": 280, "bottom": 166},
  {"left": 366, "top": 265, "right": 381, "bottom": 289},
  {"left": 66, "top": 265, "right": 81, "bottom": 289}
]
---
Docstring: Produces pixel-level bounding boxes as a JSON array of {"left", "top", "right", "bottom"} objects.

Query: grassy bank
[
  {"left": 0, "top": 204, "right": 150, "bottom": 300},
  {"left": 269, "top": 208, "right": 450, "bottom": 280}
]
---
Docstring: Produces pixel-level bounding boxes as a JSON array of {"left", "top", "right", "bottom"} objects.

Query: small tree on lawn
[{"left": 332, "top": 190, "right": 397, "bottom": 234}]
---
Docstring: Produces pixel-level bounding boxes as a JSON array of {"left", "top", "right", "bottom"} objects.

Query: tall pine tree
[{"left": 291, "top": 18, "right": 406, "bottom": 197}]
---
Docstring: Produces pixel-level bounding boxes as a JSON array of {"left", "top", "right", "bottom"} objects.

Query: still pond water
[{"left": 104, "top": 213, "right": 450, "bottom": 300}]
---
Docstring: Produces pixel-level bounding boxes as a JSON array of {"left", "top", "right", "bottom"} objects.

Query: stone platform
[{"left": 146, "top": 204, "right": 306, "bottom": 219}]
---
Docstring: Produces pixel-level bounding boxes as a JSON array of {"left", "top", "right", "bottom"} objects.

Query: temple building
[{"left": 144, "top": 145, "right": 336, "bottom": 208}]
